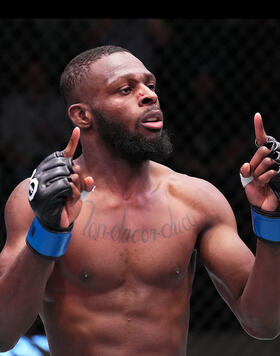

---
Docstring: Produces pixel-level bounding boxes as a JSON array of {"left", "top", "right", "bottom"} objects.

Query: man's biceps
[
  {"left": 203, "top": 249, "right": 253, "bottom": 312},
  {"left": 0, "top": 228, "right": 31, "bottom": 271},
  {"left": 0, "top": 244, "right": 22, "bottom": 277},
  {"left": 5, "top": 197, "right": 35, "bottom": 240},
  {"left": 199, "top": 223, "right": 238, "bottom": 247},
  {"left": 198, "top": 225, "right": 248, "bottom": 271}
]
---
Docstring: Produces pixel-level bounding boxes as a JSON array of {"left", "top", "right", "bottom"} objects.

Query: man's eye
[
  {"left": 120, "top": 87, "right": 132, "bottom": 94},
  {"left": 147, "top": 83, "right": 156, "bottom": 91}
]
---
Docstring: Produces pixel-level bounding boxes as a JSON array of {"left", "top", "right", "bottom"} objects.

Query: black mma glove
[
  {"left": 250, "top": 135, "right": 280, "bottom": 243},
  {"left": 258, "top": 135, "right": 280, "bottom": 201},
  {"left": 28, "top": 151, "right": 74, "bottom": 232}
]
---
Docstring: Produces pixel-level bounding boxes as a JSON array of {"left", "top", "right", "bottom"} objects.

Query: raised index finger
[
  {"left": 254, "top": 112, "right": 268, "bottom": 146},
  {"left": 62, "top": 126, "right": 80, "bottom": 158}
]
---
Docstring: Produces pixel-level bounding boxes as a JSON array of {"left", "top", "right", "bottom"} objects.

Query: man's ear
[{"left": 68, "top": 103, "right": 93, "bottom": 129}]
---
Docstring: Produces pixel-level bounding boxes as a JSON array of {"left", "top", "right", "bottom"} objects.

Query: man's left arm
[{"left": 199, "top": 113, "right": 280, "bottom": 340}]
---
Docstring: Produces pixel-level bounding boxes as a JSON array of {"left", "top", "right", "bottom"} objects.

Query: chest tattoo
[{"left": 82, "top": 201, "right": 196, "bottom": 243}]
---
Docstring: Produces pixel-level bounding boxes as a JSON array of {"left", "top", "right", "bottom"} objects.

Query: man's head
[
  {"left": 60, "top": 45, "right": 131, "bottom": 107},
  {"left": 60, "top": 45, "right": 172, "bottom": 163}
]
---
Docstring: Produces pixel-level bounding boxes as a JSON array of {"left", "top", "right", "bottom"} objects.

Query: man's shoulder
[
  {"left": 151, "top": 161, "right": 232, "bottom": 213},
  {"left": 151, "top": 161, "right": 216, "bottom": 193}
]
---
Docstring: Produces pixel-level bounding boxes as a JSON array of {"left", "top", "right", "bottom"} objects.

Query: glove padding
[
  {"left": 28, "top": 151, "right": 74, "bottom": 231},
  {"left": 258, "top": 135, "right": 280, "bottom": 200}
]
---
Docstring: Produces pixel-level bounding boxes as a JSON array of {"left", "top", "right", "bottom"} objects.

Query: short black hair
[{"left": 59, "top": 45, "right": 131, "bottom": 106}]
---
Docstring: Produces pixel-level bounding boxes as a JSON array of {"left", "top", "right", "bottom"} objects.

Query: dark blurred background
[{"left": 1, "top": 18, "right": 280, "bottom": 355}]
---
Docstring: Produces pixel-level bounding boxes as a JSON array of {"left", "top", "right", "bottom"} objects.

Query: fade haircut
[{"left": 60, "top": 45, "right": 131, "bottom": 106}]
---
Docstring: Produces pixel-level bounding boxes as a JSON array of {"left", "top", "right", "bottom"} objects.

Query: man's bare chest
[{"left": 45, "top": 196, "right": 199, "bottom": 296}]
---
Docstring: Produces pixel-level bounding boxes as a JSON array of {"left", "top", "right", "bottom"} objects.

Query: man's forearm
[
  {"left": 238, "top": 239, "right": 280, "bottom": 339},
  {"left": 0, "top": 245, "right": 54, "bottom": 351}
]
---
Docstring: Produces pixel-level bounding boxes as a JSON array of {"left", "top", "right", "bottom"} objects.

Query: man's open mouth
[{"left": 141, "top": 110, "right": 163, "bottom": 130}]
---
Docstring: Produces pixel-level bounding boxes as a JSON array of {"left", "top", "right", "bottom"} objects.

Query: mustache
[{"left": 137, "top": 106, "right": 163, "bottom": 122}]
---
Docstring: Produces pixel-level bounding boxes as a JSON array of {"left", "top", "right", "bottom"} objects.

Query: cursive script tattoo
[{"left": 82, "top": 201, "right": 196, "bottom": 243}]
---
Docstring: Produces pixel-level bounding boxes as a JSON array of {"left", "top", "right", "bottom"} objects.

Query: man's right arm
[
  {"left": 0, "top": 128, "right": 94, "bottom": 351},
  {"left": 0, "top": 179, "right": 55, "bottom": 352}
]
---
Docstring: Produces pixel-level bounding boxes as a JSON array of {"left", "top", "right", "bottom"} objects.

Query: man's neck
[{"left": 76, "top": 141, "right": 153, "bottom": 199}]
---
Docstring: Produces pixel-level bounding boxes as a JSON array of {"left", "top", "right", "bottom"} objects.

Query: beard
[{"left": 93, "top": 108, "right": 173, "bottom": 164}]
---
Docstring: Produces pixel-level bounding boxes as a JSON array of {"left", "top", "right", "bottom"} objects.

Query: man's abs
[{"left": 42, "top": 274, "right": 193, "bottom": 356}]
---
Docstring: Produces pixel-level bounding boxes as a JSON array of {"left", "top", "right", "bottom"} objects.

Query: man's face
[{"left": 85, "top": 52, "right": 173, "bottom": 162}]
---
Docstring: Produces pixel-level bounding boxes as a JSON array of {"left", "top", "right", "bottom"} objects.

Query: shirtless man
[{"left": 1, "top": 45, "right": 280, "bottom": 356}]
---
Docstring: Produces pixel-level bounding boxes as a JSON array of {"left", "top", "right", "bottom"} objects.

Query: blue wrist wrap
[
  {"left": 251, "top": 206, "right": 280, "bottom": 242},
  {"left": 26, "top": 217, "right": 72, "bottom": 259}
]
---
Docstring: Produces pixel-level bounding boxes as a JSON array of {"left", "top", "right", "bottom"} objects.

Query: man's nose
[{"left": 138, "top": 87, "right": 158, "bottom": 106}]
